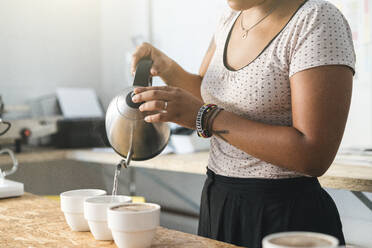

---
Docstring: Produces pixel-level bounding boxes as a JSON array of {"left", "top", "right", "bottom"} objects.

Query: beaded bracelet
[
  {"left": 196, "top": 103, "right": 217, "bottom": 138},
  {"left": 202, "top": 105, "right": 218, "bottom": 137},
  {"left": 196, "top": 104, "right": 215, "bottom": 138}
]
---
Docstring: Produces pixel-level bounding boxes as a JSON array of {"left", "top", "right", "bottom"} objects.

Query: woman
[{"left": 131, "top": 0, "right": 355, "bottom": 247}]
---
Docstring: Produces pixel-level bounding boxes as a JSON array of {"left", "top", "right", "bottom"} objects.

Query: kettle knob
[{"left": 126, "top": 91, "right": 141, "bottom": 108}]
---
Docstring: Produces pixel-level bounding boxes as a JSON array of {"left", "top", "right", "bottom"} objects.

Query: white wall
[
  {"left": 151, "top": 0, "right": 227, "bottom": 74},
  {"left": 0, "top": 0, "right": 101, "bottom": 108},
  {"left": 0, "top": 0, "right": 149, "bottom": 110},
  {"left": 100, "top": 0, "right": 149, "bottom": 106}
]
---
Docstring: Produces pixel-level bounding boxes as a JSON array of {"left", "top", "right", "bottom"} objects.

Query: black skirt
[{"left": 198, "top": 168, "right": 345, "bottom": 248}]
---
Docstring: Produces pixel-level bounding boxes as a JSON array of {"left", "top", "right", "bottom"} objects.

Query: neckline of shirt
[{"left": 222, "top": 0, "right": 310, "bottom": 72}]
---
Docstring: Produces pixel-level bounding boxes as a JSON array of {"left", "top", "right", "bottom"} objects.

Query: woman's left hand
[{"left": 132, "top": 86, "right": 204, "bottom": 129}]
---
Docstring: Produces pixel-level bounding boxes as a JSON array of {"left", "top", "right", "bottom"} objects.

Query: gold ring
[{"left": 164, "top": 101, "right": 168, "bottom": 110}]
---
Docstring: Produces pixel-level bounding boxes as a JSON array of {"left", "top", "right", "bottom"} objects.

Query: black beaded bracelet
[{"left": 196, "top": 103, "right": 217, "bottom": 138}]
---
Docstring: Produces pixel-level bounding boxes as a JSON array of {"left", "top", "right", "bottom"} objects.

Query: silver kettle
[{"left": 105, "top": 59, "right": 170, "bottom": 164}]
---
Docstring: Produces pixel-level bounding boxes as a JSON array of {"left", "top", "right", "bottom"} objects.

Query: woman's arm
[
  {"left": 131, "top": 39, "right": 215, "bottom": 100},
  {"left": 211, "top": 65, "right": 353, "bottom": 177},
  {"left": 133, "top": 65, "right": 352, "bottom": 177}
]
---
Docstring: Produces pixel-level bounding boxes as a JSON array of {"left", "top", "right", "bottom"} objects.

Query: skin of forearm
[
  {"left": 161, "top": 61, "right": 203, "bottom": 100},
  {"left": 212, "top": 110, "right": 338, "bottom": 177}
]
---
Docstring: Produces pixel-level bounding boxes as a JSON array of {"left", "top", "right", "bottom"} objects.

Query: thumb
[
  {"left": 150, "top": 67, "right": 158, "bottom": 76},
  {"left": 151, "top": 62, "right": 162, "bottom": 76}
]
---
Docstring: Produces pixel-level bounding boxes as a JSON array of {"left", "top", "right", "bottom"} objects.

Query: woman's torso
[{"left": 200, "top": 0, "right": 355, "bottom": 178}]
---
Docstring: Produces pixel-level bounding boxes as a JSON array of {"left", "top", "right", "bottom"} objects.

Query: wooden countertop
[
  {"left": 0, "top": 193, "right": 240, "bottom": 248},
  {"left": 1, "top": 148, "right": 372, "bottom": 193}
]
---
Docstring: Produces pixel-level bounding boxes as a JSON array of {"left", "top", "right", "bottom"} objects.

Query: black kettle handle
[
  {"left": 126, "top": 58, "right": 153, "bottom": 108},
  {"left": 133, "top": 58, "right": 153, "bottom": 87}
]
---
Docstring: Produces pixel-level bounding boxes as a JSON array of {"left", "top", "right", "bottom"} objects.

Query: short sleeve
[
  {"left": 214, "top": 8, "right": 238, "bottom": 43},
  {"left": 288, "top": 1, "right": 356, "bottom": 77}
]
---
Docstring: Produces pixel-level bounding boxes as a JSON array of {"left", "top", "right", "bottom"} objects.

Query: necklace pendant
[{"left": 242, "top": 31, "right": 248, "bottom": 39}]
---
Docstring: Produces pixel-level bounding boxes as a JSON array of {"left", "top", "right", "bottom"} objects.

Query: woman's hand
[
  {"left": 131, "top": 43, "right": 174, "bottom": 79},
  {"left": 131, "top": 42, "right": 210, "bottom": 100},
  {"left": 132, "top": 86, "right": 204, "bottom": 129}
]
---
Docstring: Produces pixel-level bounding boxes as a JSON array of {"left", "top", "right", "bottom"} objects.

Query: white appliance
[
  {"left": 0, "top": 179, "right": 24, "bottom": 198},
  {"left": 0, "top": 148, "right": 24, "bottom": 198}
]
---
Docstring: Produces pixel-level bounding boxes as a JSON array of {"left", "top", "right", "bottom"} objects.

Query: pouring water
[
  {"left": 112, "top": 162, "right": 122, "bottom": 196},
  {"left": 112, "top": 148, "right": 133, "bottom": 196}
]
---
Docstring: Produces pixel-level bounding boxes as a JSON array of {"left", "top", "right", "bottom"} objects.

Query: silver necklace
[{"left": 240, "top": 4, "right": 278, "bottom": 39}]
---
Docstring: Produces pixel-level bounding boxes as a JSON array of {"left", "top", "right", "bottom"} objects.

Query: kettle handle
[{"left": 133, "top": 58, "right": 153, "bottom": 87}]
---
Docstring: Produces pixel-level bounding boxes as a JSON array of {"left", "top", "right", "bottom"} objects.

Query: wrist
[
  {"left": 208, "top": 108, "right": 223, "bottom": 135},
  {"left": 160, "top": 59, "right": 177, "bottom": 80},
  {"left": 161, "top": 60, "right": 188, "bottom": 87},
  {"left": 202, "top": 107, "right": 215, "bottom": 130}
]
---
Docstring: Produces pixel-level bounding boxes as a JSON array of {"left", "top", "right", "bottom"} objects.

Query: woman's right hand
[{"left": 131, "top": 42, "right": 175, "bottom": 79}]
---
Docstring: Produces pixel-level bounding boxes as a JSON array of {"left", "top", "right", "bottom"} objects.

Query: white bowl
[
  {"left": 107, "top": 203, "right": 160, "bottom": 248},
  {"left": 84, "top": 195, "right": 132, "bottom": 240},
  {"left": 60, "top": 189, "right": 106, "bottom": 231},
  {"left": 262, "top": 231, "right": 339, "bottom": 248}
]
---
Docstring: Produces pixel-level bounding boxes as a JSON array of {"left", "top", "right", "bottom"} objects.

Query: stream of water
[{"left": 112, "top": 159, "right": 129, "bottom": 195}]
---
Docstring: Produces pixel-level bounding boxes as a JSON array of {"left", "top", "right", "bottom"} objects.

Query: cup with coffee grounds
[
  {"left": 262, "top": 231, "right": 339, "bottom": 248},
  {"left": 107, "top": 203, "right": 160, "bottom": 248}
]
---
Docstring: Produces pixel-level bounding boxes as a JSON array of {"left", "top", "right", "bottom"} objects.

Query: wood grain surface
[{"left": 0, "top": 193, "right": 240, "bottom": 248}]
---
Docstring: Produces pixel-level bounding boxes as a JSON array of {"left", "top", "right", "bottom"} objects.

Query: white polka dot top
[{"left": 201, "top": 0, "right": 356, "bottom": 179}]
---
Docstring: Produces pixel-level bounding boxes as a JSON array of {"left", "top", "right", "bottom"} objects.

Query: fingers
[
  {"left": 150, "top": 67, "right": 159, "bottom": 76},
  {"left": 131, "top": 43, "right": 162, "bottom": 77},
  {"left": 132, "top": 89, "right": 173, "bottom": 103},
  {"left": 131, "top": 43, "right": 152, "bottom": 75},
  {"left": 144, "top": 113, "right": 169, "bottom": 123},
  {"left": 131, "top": 43, "right": 171, "bottom": 77},
  {"left": 133, "top": 86, "right": 171, "bottom": 94},
  {"left": 139, "top": 100, "right": 168, "bottom": 112}
]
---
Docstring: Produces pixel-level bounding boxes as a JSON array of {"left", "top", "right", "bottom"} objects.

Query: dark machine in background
[{"left": 51, "top": 118, "right": 109, "bottom": 148}]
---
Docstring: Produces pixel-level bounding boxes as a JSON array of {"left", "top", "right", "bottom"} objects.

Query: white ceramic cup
[
  {"left": 107, "top": 202, "right": 161, "bottom": 248},
  {"left": 262, "top": 231, "right": 339, "bottom": 248},
  {"left": 84, "top": 195, "right": 132, "bottom": 240},
  {"left": 60, "top": 189, "right": 106, "bottom": 231}
]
